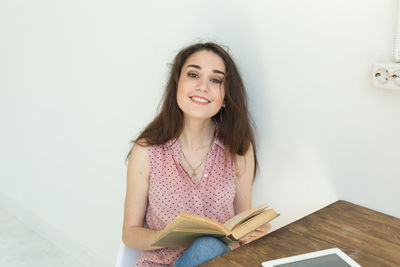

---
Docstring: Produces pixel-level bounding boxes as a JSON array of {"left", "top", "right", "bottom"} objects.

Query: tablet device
[{"left": 262, "top": 248, "right": 361, "bottom": 267}]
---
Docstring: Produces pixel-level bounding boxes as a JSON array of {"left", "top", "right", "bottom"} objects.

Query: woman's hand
[{"left": 229, "top": 223, "right": 271, "bottom": 250}]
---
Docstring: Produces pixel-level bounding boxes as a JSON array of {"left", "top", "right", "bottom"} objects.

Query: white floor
[{"left": 0, "top": 207, "right": 88, "bottom": 267}]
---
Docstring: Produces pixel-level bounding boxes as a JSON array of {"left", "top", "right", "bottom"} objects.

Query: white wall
[{"left": 1, "top": 0, "right": 399, "bottom": 265}]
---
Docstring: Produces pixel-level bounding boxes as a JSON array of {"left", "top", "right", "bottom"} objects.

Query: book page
[
  {"left": 178, "top": 212, "right": 230, "bottom": 233},
  {"left": 224, "top": 204, "right": 269, "bottom": 231},
  {"left": 158, "top": 212, "right": 230, "bottom": 238},
  {"left": 230, "top": 209, "right": 279, "bottom": 240}
]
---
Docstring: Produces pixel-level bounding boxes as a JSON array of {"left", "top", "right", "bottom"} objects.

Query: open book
[{"left": 152, "top": 204, "right": 279, "bottom": 248}]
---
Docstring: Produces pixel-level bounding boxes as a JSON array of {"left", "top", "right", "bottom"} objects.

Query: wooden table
[{"left": 201, "top": 200, "right": 400, "bottom": 267}]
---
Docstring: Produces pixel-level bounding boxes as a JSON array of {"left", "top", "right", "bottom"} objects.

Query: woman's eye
[
  {"left": 210, "top": 78, "right": 222, "bottom": 84},
  {"left": 188, "top": 73, "right": 198, "bottom": 78}
]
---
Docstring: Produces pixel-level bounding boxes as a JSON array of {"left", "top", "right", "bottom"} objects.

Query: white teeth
[{"left": 191, "top": 96, "right": 209, "bottom": 103}]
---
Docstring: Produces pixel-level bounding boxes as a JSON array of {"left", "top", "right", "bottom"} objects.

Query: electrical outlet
[{"left": 373, "top": 62, "right": 400, "bottom": 90}]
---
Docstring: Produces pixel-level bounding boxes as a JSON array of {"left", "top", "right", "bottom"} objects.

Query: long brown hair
[{"left": 128, "top": 42, "right": 258, "bottom": 178}]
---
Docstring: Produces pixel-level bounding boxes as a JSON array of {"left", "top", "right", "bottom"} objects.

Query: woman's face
[{"left": 176, "top": 50, "right": 226, "bottom": 121}]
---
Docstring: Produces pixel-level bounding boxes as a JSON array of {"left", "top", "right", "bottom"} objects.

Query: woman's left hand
[{"left": 229, "top": 223, "right": 271, "bottom": 250}]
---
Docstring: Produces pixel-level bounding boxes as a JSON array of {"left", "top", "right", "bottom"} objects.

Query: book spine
[{"left": 220, "top": 234, "right": 239, "bottom": 246}]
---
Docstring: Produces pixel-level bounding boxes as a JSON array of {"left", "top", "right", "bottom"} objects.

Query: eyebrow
[{"left": 185, "top": 64, "right": 225, "bottom": 76}]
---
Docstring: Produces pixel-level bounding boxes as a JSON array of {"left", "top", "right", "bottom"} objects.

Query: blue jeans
[{"left": 174, "top": 236, "right": 230, "bottom": 267}]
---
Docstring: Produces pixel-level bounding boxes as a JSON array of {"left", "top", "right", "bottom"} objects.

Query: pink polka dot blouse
[{"left": 135, "top": 137, "right": 237, "bottom": 267}]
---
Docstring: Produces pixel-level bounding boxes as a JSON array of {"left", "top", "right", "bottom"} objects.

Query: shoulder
[
  {"left": 129, "top": 138, "right": 149, "bottom": 157},
  {"left": 128, "top": 138, "right": 174, "bottom": 170},
  {"left": 235, "top": 142, "right": 255, "bottom": 178},
  {"left": 127, "top": 139, "right": 150, "bottom": 176}
]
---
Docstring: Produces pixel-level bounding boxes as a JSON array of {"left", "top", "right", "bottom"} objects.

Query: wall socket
[{"left": 373, "top": 62, "right": 400, "bottom": 90}]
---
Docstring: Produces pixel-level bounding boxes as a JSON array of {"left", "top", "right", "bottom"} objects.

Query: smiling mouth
[{"left": 190, "top": 96, "right": 210, "bottom": 104}]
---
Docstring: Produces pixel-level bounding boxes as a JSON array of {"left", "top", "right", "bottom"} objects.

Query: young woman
[{"left": 122, "top": 42, "right": 270, "bottom": 267}]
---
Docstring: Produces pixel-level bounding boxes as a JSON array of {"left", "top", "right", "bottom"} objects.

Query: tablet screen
[{"left": 274, "top": 253, "right": 351, "bottom": 267}]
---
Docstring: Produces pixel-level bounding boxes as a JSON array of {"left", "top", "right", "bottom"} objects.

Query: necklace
[{"left": 180, "top": 137, "right": 214, "bottom": 178}]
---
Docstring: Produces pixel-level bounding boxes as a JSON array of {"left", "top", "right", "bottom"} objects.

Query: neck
[{"left": 179, "top": 118, "right": 215, "bottom": 151}]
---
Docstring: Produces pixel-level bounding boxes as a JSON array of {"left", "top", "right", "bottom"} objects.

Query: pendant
[{"left": 192, "top": 171, "right": 196, "bottom": 177}]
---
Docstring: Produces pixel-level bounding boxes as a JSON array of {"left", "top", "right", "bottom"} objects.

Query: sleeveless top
[{"left": 135, "top": 137, "right": 237, "bottom": 267}]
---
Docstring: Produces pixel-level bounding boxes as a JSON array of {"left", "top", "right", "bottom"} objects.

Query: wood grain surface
[{"left": 200, "top": 200, "right": 400, "bottom": 267}]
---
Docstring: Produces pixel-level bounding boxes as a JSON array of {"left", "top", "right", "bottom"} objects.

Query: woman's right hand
[
  {"left": 228, "top": 223, "right": 271, "bottom": 250},
  {"left": 229, "top": 242, "right": 242, "bottom": 250}
]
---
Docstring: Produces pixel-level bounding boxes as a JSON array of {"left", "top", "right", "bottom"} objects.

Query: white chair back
[{"left": 115, "top": 241, "right": 141, "bottom": 267}]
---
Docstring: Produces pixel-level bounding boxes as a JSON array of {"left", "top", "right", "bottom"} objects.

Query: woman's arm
[
  {"left": 233, "top": 143, "right": 255, "bottom": 214},
  {"left": 122, "top": 141, "right": 162, "bottom": 251},
  {"left": 231, "top": 143, "right": 270, "bottom": 249}
]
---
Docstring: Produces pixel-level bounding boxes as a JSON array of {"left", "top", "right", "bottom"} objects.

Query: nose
[{"left": 196, "top": 77, "right": 209, "bottom": 92}]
